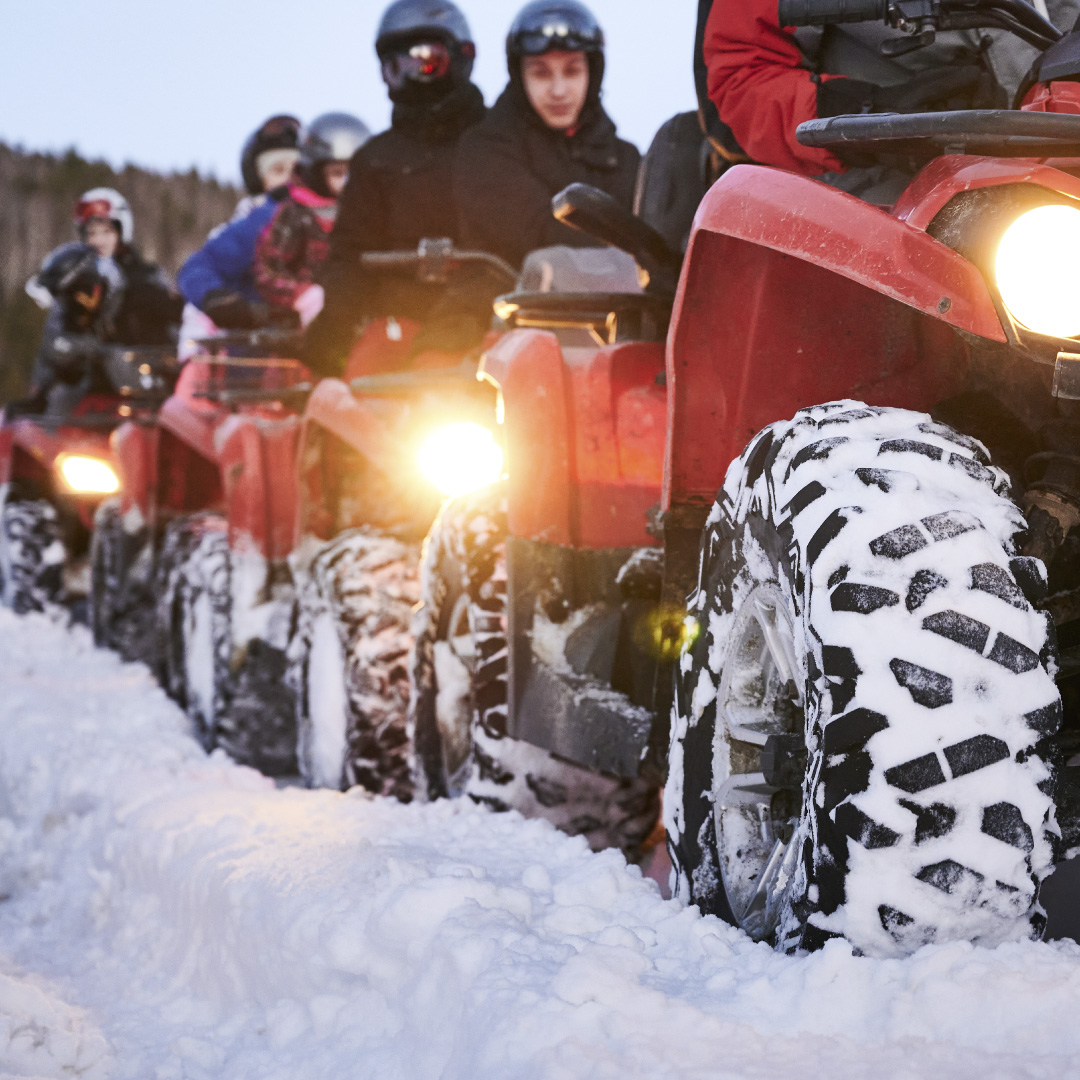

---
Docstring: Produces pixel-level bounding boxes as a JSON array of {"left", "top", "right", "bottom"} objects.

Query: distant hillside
[{"left": 0, "top": 143, "right": 241, "bottom": 402}]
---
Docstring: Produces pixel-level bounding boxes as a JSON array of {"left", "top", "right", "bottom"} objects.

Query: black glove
[
  {"left": 201, "top": 289, "right": 262, "bottom": 330},
  {"left": 46, "top": 333, "right": 102, "bottom": 381},
  {"left": 817, "top": 66, "right": 1005, "bottom": 118}
]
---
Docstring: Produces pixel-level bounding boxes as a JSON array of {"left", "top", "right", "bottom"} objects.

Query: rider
[
  {"left": 20, "top": 191, "right": 181, "bottom": 413},
  {"left": 699, "top": 0, "right": 1080, "bottom": 199},
  {"left": 303, "top": 0, "right": 488, "bottom": 376},
  {"left": 252, "top": 113, "right": 371, "bottom": 327},
  {"left": 176, "top": 115, "right": 302, "bottom": 335},
  {"left": 453, "top": 0, "right": 640, "bottom": 270}
]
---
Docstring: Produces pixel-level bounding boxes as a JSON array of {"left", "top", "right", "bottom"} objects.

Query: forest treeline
[{"left": 0, "top": 143, "right": 240, "bottom": 402}]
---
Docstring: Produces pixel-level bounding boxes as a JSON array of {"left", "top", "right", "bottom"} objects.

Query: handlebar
[
  {"left": 778, "top": 0, "right": 1060, "bottom": 50},
  {"left": 359, "top": 239, "right": 518, "bottom": 288},
  {"left": 778, "top": 0, "right": 883, "bottom": 26}
]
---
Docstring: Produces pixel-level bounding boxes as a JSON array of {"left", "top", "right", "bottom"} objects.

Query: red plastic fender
[
  {"left": 295, "top": 378, "right": 403, "bottom": 543},
  {"left": 157, "top": 363, "right": 227, "bottom": 467},
  {"left": 892, "top": 154, "right": 1080, "bottom": 231},
  {"left": 663, "top": 163, "right": 1013, "bottom": 510},
  {"left": 481, "top": 330, "right": 573, "bottom": 546},
  {"left": 215, "top": 412, "right": 302, "bottom": 560},
  {"left": 111, "top": 421, "right": 159, "bottom": 520}
]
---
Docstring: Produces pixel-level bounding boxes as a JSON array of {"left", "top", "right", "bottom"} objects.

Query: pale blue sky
[{"left": 0, "top": 0, "right": 698, "bottom": 182}]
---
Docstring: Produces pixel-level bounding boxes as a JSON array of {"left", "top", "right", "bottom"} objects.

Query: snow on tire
[
  {"left": 155, "top": 514, "right": 231, "bottom": 750},
  {"left": 90, "top": 497, "right": 156, "bottom": 667},
  {"left": 289, "top": 528, "right": 418, "bottom": 799},
  {"left": 0, "top": 493, "right": 65, "bottom": 614},
  {"left": 410, "top": 484, "right": 660, "bottom": 856},
  {"left": 665, "top": 401, "right": 1060, "bottom": 957}
]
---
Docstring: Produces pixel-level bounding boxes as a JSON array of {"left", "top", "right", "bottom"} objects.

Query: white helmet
[{"left": 74, "top": 187, "right": 134, "bottom": 244}]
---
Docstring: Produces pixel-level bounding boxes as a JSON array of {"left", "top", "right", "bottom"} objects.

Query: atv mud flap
[
  {"left": 514, "top": 660, "right": 654, "bottom": 778},
  {"left": 505, "top": 537, "right": 661, "bottom": 779}
]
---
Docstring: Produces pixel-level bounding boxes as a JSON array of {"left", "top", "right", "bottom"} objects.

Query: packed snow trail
[{"left": 3, "top": 613, "right": 1080, "bottom": 1078}]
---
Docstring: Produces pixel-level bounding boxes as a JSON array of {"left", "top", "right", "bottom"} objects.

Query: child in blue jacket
[{"left": 176, "top": 116, "right": 300, "bottom": 350}]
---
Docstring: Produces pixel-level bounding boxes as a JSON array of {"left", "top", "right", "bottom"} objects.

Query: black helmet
[
  {"left": 376, "top": 0, "right": 473, "bottom": 55},
  {"left": 240, "top": 114, "right": 302, "bottom": 195},
  {"left": 298, "top": 113, "right": 371, "bottom": 196},
  {"left": 376, "top": 0, "right": 476, "bottom": 102},
  {"left": 507, "top": 1, "right": 604, "bottom": 61},
  {"left": 506, "top": 1, "right": 605, "bottom": 101},
  {"left": 37, "top": 243, "right": 124, "bottom": 330}
]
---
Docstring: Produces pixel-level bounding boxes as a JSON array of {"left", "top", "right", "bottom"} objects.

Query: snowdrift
[{"left": 2, "top": 610, "right": 1080, "bottom": 1078}]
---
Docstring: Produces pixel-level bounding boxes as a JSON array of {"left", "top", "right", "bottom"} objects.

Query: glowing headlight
[
  {"left": 995, "top": 204, "right": 1080, "bottom": 339},
  {"left": 417, "top": 423, "right": 503, "bottom": 498},
  {"left": 57, "top": 454, "right": 120, "bottom": 495}
]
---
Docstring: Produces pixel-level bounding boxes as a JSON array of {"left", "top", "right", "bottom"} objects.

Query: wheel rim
[
  {"left": 434, "top": 590, "right": 476, "bottom": 793},
  {"left": 712, "top": 582, "right": 804, "bottom": 940}
]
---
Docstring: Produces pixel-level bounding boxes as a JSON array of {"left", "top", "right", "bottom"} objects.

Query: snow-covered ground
[{"left": 4, "top": 611, "right": 1080, "bottom": 1079}]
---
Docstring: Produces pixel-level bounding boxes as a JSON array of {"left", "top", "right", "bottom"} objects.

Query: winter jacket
[
  {"left": 453, "top": 86, "right": 640, "bottom": 271},
  {"left": 303, "top": 82, "right": 487, "bottom": 377},
  {"left": 112, "top": 246, "right": 183, "bottom": 346},
  {"left": 26, "top": 245, "right": 180, "bottom": 411},
  {"left": 178, "top": 190, "right": 286, "bottom": 309},
  {"left": 702, "top": 0, "right": 1080, "bottom": 178},
  {"left": 252, "top": 183, "right": 337, "bottom": 311}
]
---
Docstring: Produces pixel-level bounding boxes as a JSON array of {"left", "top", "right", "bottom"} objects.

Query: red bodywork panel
[
  {"left": 115, "top": 357, "right": 308, "bottom": 559},
  {"left": 482, "top": 333, "right": 665, "bottom": 547},
  {"left": 491, "top": 154, "right": 1080, "bottom": 541},
  {"left": 893, "top": 154, "right": 1080, "bottom": 231},
  {"left": 297, "top": 377, "right": 401, "bottom": 542},
  {"left": 1, "top": 397, "right": 117, "bottom": 529}
]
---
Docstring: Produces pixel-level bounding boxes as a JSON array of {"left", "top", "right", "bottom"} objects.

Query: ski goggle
[
  {"left": 515, "top": 22, "right": 603, "bottom": 57},
  {"left": 381, "top": 41, "right": 453, "bottom": 89},
  {"left": 74, "top": 198, "right": 115, "bottom": 225}
]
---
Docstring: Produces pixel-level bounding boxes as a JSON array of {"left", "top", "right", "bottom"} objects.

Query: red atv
[
  {"left": 284, "top": 242, "right": 517, "bottom": 798},
  {"left": 0, "top": 345, "right": 176, "bottom": 616},
  {"left": 94, "top": 245, "right": 513, "bottom": 782},
  {"left": 93, "top": 328, "right": 310, "bottom": 773},
  {"left": 410, "top": 0, "right": 1080, "bottom": 954}
]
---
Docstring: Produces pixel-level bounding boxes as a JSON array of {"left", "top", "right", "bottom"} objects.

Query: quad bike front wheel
[
  {"left": 410, "top": 485, "right": 660, "bottom": 856},
  {"left": 667, "top": 403, "right": 1061, "bottom": 957},
  {"left": 156, "top": 513, "right": 232, "bottom": 750},
  {"left": 155, "top": 513, "right": 297, "bottom": 774},
  {"left": 0, "top": 493, "right": 65, "bottom": 614},
  {"left": 90, "top": 497, "right": 157, "bottom": 666},
  {"left": 289, "top": 528, "right": 418, "bottom": 799}
]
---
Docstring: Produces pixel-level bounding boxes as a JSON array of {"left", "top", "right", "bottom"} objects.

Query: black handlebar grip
[{"left": 778, "top": 0, "right": 886, "bottom": 27}]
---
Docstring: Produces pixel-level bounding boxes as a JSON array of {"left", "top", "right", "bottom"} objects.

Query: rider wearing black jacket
[
  {"left": 20, "top": 190, "right": 181, "bottom": 415},
  {"left": 453, "top": 1, "right": 640, "bottom": 271},
  {"left": 303, "top": 0, "right": 487, "bottom": 377}
]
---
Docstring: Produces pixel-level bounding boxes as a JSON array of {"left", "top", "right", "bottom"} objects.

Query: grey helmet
[{"left": 298, "top": 113, "right": 371, "bottom": 196}]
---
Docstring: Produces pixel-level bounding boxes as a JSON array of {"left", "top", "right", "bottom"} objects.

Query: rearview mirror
[{"left": 552, "top": 184, "right": 682, "bottom": 282}]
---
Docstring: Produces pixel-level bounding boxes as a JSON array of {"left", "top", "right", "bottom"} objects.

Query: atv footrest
[{"left": 511, "top": 659, "right": 654, "bottom": 779}]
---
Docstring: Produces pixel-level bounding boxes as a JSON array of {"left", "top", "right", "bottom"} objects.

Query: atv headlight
[
  {"left": 56, "top": 454, "right": 120, "bottom": 495},
  {"left": 418, "top": 422, "right": 503, "bottom": 498},
  {"left": 996, "top": 204, "right": 1080, "bottom": 339}
]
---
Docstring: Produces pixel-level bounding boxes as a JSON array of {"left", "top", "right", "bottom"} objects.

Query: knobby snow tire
[
  {"left": 155, "top": 514, "right": 231, "bottom": 750},
  {"left": 90, "top": 498, "right": 157, "bottom": 667},
  {"left": 666, "top": 402, "right": 1061, "bottom": 957},
  {"left": 289, "top": 528, "right": 418, "bottom": 799},
  {"left": 0, "top": 494, "right": 65, "bottom": 614},
  {"left": 410, "top": 484, "right": 660, "bottom": 856}
]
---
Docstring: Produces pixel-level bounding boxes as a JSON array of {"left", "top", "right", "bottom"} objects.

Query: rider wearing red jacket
[{"left": 700, "top": 0, "right": 1078, "bottom": 190}]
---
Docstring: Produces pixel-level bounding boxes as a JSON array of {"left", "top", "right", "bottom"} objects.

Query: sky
[{"left": 0, "top": 0, "right": 699, "bottom": 184}]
